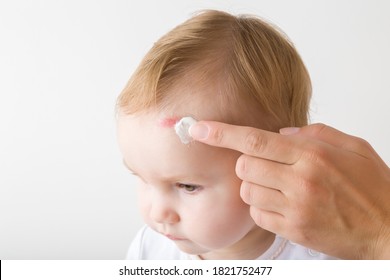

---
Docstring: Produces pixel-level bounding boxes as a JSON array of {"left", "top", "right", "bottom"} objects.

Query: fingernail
[
  {"left": 279, "top": 127, "right": 300, "bottom": 135},
  {"left": 189, "top": 123, "right": 209, "bottom": 140}
]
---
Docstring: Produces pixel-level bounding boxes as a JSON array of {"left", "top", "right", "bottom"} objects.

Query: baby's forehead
[
  {"left": 155, "top": 116, "right": 197, "bottom": 144},
  {"left": 152, "top": 83, "right": 268, "bottom": 130}
]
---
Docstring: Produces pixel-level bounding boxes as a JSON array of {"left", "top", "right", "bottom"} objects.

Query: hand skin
[{"left": 189, "top": 122, "right": 390, "bottom": 259}]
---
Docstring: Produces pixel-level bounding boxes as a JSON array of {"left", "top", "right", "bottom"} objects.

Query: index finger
[{"left": 189, "top": 121, "right": 301, "bottom": 164}]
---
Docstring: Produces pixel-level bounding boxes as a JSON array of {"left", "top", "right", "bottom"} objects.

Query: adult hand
[{"left": 189, "top": 122, "right": 390, "bottom": 259}]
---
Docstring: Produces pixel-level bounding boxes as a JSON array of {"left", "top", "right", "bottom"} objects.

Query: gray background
[{"left": 1, "top": 0, "right": 389, "bottom": 259}]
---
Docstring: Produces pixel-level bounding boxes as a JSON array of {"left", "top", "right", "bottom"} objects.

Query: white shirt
[{"left": 126, "top": 225, "right": 337, "bottom": 260}]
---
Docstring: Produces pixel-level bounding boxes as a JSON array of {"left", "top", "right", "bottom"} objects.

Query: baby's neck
[{"left": 199, "top": 227, "right": 276, "bottom": 260}]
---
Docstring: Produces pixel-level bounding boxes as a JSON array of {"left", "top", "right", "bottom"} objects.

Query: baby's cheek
[
  {"left": 137, "top": 188, "right": 152, "bottom": 222},
  {"left": 205, "top": 199, "right": 252, "bottom": 233},
  {"left": 189, "top": 199, "right": 235, "bottom": 227}
]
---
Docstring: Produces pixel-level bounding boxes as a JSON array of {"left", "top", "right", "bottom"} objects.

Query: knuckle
[
  {"left": 244, "top": 129, "right": 267, "bottom": 154},
  {"left": 302, "top": 143, "right": 330, "bottom": 166},
  {"left": 350, "top": 136, "right": 372, "bottom": 152},
  {"left": 293, "top": 165, "right": 322, "bottom": 200},
  {"left": 210, "top": 126, "right": 225, "bottom": 145},
  {"left": 306, "top": 123, "right": 330, "bottom": 139},
  {"left": 310, "top": 123, "right": 328, "bottom": 135},
  {"left": 298, "top": 172, "right": 320, "bottom": 197},
  {"left": 289, "top": 202, "right": 312, "bottom": 229}
]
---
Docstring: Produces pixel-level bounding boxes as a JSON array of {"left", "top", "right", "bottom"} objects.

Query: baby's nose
[{"left": 149, "top": 198, "right": 179, "bottom": 224}]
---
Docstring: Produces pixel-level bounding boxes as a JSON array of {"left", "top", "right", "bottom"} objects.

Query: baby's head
[
  {"left": 117, "top": 9, "right": 311, "bottom": 129},
  {"left": 117, "top": 10, "right": 311, "bottom": 259}
]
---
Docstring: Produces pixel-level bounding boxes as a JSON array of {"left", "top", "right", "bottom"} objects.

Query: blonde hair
[{"left": 117, "top": 10, "right": 311, "bottom": 129}]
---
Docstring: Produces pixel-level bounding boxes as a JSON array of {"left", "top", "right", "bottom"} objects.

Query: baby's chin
[{"left": 172, "top": 239, "right": 210, "bottom": 256}]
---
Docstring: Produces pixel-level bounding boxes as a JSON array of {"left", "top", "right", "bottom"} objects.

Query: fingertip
[
  {"left": 189, "top": 121, "right": 210, "bottom": 141},
  {"left": 240, "top": 182, "right": 251, "bottom": 205}
]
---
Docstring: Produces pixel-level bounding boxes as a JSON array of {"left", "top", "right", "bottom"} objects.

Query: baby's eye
[{"left": 176, "top": 183, "right": 202, "bottom": 193}]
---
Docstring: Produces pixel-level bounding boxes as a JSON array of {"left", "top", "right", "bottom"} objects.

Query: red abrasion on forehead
[{"left": 157, "top": 117, "right": 181, "bottom": 128}]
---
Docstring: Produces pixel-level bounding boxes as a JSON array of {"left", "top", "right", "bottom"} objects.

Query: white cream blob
[{"left": 174, "top": 116, "right": 197, "bottom": 144}]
